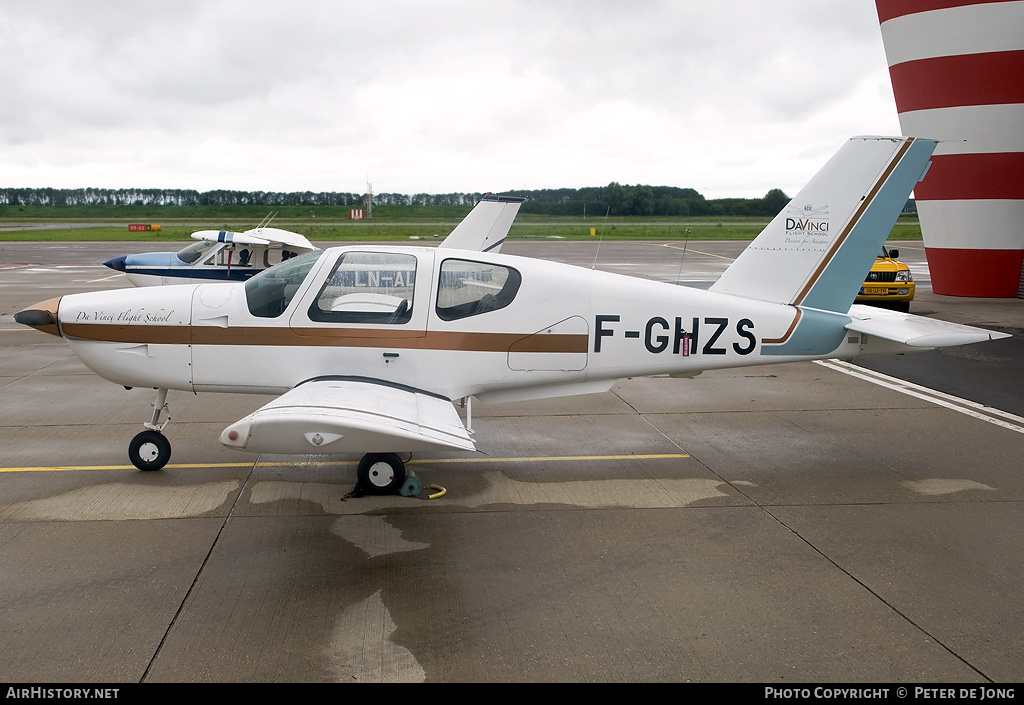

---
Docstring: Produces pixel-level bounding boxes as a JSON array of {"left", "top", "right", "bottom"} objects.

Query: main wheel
[
  {"left": 129, "top": 430, "right": 171, "bottom": 471},
  {"left": 357, "top": 453, "right": 406, "bottom": 495}
]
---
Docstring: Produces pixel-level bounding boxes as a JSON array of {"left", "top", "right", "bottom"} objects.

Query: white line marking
[{"left": 815, "top": 359, "right": 1024, "bottom": 434}]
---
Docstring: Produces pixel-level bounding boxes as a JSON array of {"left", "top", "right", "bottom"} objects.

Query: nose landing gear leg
[{"left": 129, "top": 388, "right": 172, "bottom": 471}]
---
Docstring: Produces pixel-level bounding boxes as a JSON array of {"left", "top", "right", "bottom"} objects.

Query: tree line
[
  {"left": 2, "top": 185, "right": 917, "bottom": 218},
  {"left": 0, "top": 184, "right": 806, "bottom": 218},
  {"left": 0, "top": 185, "right": 918, "bottom": 218}
]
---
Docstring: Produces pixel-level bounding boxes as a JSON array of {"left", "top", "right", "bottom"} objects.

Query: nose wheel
[
  {"left": 357, "top": 453, "right": 407, "bottom": 495},
  {"left": 129, "top": 430, "right": 171, "bottom": 471},
  {"left": 129, "top": 388, "right": 172, "bottom": 471}
]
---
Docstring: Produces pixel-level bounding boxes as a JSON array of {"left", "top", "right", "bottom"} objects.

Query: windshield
[
  {"left": 176, "top": 240, "right": 219, "bottom": 264},
  {"left": 244, "top": 250, "right": 322, "bottom": 318}
]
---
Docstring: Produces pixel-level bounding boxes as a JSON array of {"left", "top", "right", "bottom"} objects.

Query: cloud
[{"left": 0, "top": 0, "right": 900, "bottom": 198}]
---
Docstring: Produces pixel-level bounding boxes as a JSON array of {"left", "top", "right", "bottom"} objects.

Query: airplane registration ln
[
  {"left": 101, "top": 194, "right": 523, "bottom": 287},
  {"left": 103, "top": 217, "right": 318, "bottom": 286},
  {"left": 15, "top": 137, "right": 1010, "bottom": 494}
]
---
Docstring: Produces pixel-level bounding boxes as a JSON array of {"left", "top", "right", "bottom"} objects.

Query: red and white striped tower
[{"left": 876, "top": 0, "right": 1024, "bottom": 297}]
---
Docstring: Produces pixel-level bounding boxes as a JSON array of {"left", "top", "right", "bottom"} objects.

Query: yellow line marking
[
  {"left": 0, "top": 462, "right": 256, "bottom": 473},
  {"left": 0, "top": 454, "right": 689, "bottom": 473}
]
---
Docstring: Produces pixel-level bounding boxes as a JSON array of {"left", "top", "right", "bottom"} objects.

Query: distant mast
[{"left": 366, "top": 179, "right": 373, "bottom": 219}]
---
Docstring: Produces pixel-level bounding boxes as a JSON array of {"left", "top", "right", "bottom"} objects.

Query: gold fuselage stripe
[
  {"left": 760, "top": 308, "right": 802, "bottom": 345},
  {"left": 59, "top": 323, "right": 590, "bottom": 354}
]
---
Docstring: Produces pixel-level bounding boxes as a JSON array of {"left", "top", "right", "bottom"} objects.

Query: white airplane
[
  {"left": 102, "top": 194, "right": 524, "bottom": 287},
  {"left": 15, "top": 137, "right": 1009, "bottom": 494}
]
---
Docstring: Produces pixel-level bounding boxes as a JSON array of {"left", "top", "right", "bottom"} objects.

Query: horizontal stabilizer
[
  {"left": 846, "top": 304, "right": 1011, "bottom": 348},
  {"left": 220, "top": 378, "right": 475, "bottom": 454},
  {"left": 439, "top": 194, "right": 524, "bottom": 253}
]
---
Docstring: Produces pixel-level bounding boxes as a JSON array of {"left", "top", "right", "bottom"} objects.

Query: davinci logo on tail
[{"left": 785, "top": 203, "right": 831, "bottom": 245}]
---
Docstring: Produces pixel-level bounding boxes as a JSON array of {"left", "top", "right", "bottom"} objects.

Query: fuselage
[{"left": 27, "top": 245, "right": 865, "bottom": 403}]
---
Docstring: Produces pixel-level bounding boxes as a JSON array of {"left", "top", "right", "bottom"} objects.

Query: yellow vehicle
[{"left": 856, "top": 245, "right": 914, "bottom": 312}]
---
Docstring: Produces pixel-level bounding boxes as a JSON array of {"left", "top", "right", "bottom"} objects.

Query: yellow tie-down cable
[{"left": 426, "top": 484, "right": 447, "bottom": 500}]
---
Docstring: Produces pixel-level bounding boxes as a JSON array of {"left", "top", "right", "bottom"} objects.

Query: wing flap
[
  {"left": 845, "top": 304, "right": 1011, "bottom": 348},
  {"left": 220, "top": 379, "right": 475, "bottom": 454}
]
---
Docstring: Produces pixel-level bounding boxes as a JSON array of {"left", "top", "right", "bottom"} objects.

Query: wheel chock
[{"left": 400, "top": 470, "right": 423, "bottom": 497}]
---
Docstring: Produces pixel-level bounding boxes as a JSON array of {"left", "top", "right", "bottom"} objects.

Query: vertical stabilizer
[
  {"left": 439, "top": 194, "right": 524, "bottom": 253},
  {"left": 710, "top": 136, "right": 936, "bottom": 312}
]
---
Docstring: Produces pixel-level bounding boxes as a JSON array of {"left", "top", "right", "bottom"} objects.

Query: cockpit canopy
[
  {"left": 176, "top": 240, "right": 219, "bottom": 265},
  {"left": 243, "top": 248, "right": 523, "bottom": 323}
]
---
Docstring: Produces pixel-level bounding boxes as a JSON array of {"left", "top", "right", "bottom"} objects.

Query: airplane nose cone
[
  {"left": 103, "top": 255, "right": 127, "bottom": 272},
  {"left": 14, "top": 297, "right": 62, "bottom": 337}
]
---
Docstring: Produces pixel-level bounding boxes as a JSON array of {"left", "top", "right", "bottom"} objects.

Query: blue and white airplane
[
  {"left": 16, "top": 138, "right": 1007, "bottom": 494},
  {"left": 103, "top": 222, "right": 317, "bottom": 287},
  {"left": 102, "top": 195, "right": 524, "bottom": 287}
]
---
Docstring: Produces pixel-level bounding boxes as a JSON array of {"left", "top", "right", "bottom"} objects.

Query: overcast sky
[{"left": 0, "top": 1, "right": 900, "bottom": 199}]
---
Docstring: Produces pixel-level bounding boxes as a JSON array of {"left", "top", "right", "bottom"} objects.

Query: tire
[
  {"left": 129, "top": 430, "right": 171, "bottom": 471},
  {"left": 357, "top": 453, "right": 406, "bottom": 495}
]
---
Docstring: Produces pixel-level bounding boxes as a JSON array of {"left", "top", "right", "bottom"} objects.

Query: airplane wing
[
  {"left": 191, "top": 227, "right": 316, "bottom": 253},
  {"left": 219, "top": 378, "right": 475, "bottom": 454},
  {"left": 845, "top": 304, "right": 1011, "bottom": 348},
  {"left": 439, "top": 194, "right": 524, "bottom": 253}
]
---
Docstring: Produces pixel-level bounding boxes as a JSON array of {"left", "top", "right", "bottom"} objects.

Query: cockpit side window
[
  {"left": 209, "top": 246, "right": 233, "bottom": 266},
  {"left": 309, "top": 252, "right": 417, "bottom": 324},
  {"left": 435, "top": 258, "right": 522, "bottom": 321},
  {"left": 244, "top": 250, "right": 321, "bottom": 318}
]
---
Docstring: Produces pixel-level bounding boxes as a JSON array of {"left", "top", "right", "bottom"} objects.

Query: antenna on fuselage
[
  {"left": 255, "top": 211, "right": 278, "bottom": 231},
  {"left": 675, "top": 227, "right": 691, "bottom": 287},
  {"left": 591, "top": 207, "right": 610, "bottom": 271}
]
